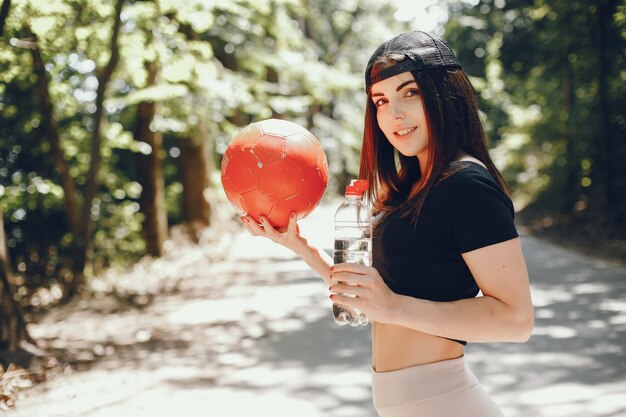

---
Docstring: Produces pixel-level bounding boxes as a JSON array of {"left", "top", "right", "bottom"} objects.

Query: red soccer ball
[{"left": 220, "top": 119, "right": 329, "bottom": 228}]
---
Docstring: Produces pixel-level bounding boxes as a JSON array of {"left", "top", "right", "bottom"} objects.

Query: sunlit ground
[
  {"left": 467, "top": 233, "right": 626, "bottom": 417},
  {"left": 7, "top": 197, "right": 626, "bottom": 417}
]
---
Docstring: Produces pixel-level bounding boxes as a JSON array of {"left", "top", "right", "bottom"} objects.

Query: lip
[{"left": 393, "top": 126, "right": 417, "bottom": 137}]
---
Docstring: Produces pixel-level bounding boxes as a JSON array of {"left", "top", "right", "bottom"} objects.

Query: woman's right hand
[{"left": 240, "top": 212, "right": 306, "bottom": 255}]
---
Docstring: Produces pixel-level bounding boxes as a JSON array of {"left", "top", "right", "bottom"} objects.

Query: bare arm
[
  {"left": 330, "top": 237, "right": 534, "bottom": 343},
  {"left": 241, "top": 213, "right": 333, "bottom": 286},
  {"left": 293, "top": 240, "right": 334, "bottom": 286}
]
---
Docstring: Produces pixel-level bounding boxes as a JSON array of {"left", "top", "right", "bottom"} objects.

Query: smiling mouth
[{"left": 394, "top": 127, "right": 417, "bottom": 136}]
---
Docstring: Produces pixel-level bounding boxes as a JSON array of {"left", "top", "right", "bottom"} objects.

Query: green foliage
[
  {"left": 1, "top": 0, "right": 410, "bottom": 297},
  {"left": 445, "top": 0, "right": 626, "bottom": 219},
  {"left": 4, "top": 0, "right": 622, "bottom": 303}
]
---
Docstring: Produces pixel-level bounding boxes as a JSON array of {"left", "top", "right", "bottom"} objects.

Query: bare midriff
[{"left": 372, "top": 321, "right": 465, "bottom": 372}]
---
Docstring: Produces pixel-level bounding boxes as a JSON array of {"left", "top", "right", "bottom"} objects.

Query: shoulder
[
  {"left": 432, "top": 161, "right": 515, "bottom": 219},
  {"left": 435, "top": 162, "right": 518, "bottom": 253},
  {"left": 435, "top": 161, "right": 505, "bottom": 198}
]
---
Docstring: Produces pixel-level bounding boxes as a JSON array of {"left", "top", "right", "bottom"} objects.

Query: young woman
[{"left": 241, "top": 31, "right": 534, "bottom": 416}]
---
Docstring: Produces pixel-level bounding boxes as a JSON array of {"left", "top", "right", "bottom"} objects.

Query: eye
[
  {"left": 374, "top": 98, "right": 388, "bottom": 107},
  {"left": 405, "top": 89, "right": 420, "bottom": 98}
]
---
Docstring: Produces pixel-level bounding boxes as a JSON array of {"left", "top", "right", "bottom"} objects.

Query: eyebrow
[{"left": 371, "top": 80, "right": 417, "bottom": 97}]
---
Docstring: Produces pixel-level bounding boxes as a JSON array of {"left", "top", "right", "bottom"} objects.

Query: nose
[{"left": 390, "top": 101, "right": 405, "bottom": 120}]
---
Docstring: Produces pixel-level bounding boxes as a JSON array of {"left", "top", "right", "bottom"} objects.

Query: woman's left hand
[{"left": 330, "top": 263, "right": 398, "bottom": 323}]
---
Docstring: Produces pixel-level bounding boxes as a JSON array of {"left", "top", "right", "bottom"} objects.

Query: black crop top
[{"left": 372, "top": 161, "right": 519, "bottom": 345}]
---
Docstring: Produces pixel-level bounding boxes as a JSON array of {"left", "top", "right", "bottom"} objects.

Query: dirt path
[{"left": 5, "top": 201, "right": 626, "bottom": 417}]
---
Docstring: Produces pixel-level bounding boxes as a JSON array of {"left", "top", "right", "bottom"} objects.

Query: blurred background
[{"left": 1, "top": 0, "right": 625, "bottom": 354}]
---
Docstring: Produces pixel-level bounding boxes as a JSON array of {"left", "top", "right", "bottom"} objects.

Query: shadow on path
[
  {"left": 466, "top": 234, "right": 626, "bottom": 417},
  {"left": 6, "top": 205, "right": 626, "bottom": 417}
]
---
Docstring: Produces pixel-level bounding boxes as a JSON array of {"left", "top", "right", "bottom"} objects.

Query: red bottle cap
[{"left": 345, "top": 185, "right": 361, "bottom": 196}]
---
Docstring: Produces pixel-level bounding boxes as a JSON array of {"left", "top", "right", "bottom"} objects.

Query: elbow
[{"left": 511, "top": 306, "right": 534, "bottom": 343}]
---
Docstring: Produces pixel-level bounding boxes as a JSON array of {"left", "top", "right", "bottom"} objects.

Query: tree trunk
[
  {"left": 172, "top": 21, "right": 214, "bottom": 232},
  {"left": 68, "top": 0, "right": 124, "bottom": 296},
  {"left": 596, "top": 0, "right": 616, "bottom": 212},
  {"left": 0, "top": 0, "right": 10, "bottom": 36},
  {"left": 562, "top": 55, "right": 579, "bottom": 210},
  {"left": 135, "top": 61, "right": 168, "bottom": 257},
  {"left": 266, "top": 66, "right": 283, "bottom": 119},
  {"left": 26, "top": 27, "right": 83, "bottom": 293},
  {"left": 24, "top": 0, "right": 124, "bottom": 297},
  {"left": 307, "top": 103, "right": 320, "bottom": 131},
  {"left": 0, "top": 211, "right": 32, "bottom": 351},
  {"left": 178, "top": 136, "right": 212, "bottom": 228}
]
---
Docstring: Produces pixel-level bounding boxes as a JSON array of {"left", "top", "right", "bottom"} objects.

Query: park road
[{"left": 6, "top": 200, "right": 626, "bottom": 417}]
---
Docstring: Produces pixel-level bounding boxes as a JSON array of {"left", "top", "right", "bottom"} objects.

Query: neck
[
  {"left": 456, "top": 153, "right": 488, "bottom": 169},
  {"left": 417, "top": 153, "right": 429, "bottom": 178}
]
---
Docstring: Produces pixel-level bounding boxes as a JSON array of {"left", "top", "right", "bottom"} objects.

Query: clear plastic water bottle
[{"left": 333, "top": 180, "right": 371, "bottom": 326}]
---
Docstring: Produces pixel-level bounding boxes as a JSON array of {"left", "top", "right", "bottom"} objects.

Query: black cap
[{"left": 365, "top": 31, "right": 462, "bottom": 92}]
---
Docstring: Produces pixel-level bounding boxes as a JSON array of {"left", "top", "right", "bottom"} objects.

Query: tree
[
  {"left": 1, "top": 0, "right": 413, "bottom": 308},
  {"left": 17, "top": 0, "right": 125, "bottom": 296},
  {"left": 173, "top": 19, "right": 214, "bottom": 230},
  {"left": 445, "top": 0, "right": 626, "bottom": 229},
  {"left": 135, "top": 60, "right": 168, "bottom": 256},
  {"left": 0, "top": 210, "right": 32, "bottom": 350},
  {"left": 0, "top": 0, "right": 10, "bottom": 36},
  {"left": 129, "top": 1, "right": 168, "bottom": 256}
]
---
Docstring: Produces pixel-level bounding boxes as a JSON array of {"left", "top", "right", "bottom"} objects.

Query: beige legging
[{"left": 371, "top": 356, "right": 505, "bottom": 417}]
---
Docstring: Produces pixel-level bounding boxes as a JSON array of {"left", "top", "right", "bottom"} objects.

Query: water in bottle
[{"left": 333, "top": 180, "right": 371, "bottom": 326}]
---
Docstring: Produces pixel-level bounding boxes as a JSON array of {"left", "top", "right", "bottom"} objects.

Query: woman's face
[{"left": 370, "top": 71, "right": 429, "bottom": 163}]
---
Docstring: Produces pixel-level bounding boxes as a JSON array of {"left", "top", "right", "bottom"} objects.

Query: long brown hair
[{"left": 358, "top": 57, "right": 510, "bottom": 226}]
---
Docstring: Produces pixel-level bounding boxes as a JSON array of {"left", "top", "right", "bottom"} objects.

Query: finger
[
  {"left": 240, "top": 217, "right": 253, "bottom": 234},
  {"left": 330, "top": 283, "right": 365, "bottom": 297},
  {"left": 243, "top": 216, "right": 266, "bottom": 236},
  {"left": 260, "top": 216, "right": 278, "bottom": 236},
  {"left": 242, "top": 220, "right": 259, "bottom": 236},
  {"left": 332, "top": 262, "right": 369, "bottom": 274},
  {"left": 286, "top": 212, "right": 298, "bottom": 235},
  {"left": 331, "top": 271, "right": 366, "bottom": 286},
  {"left": 330, "top": 293, "right": 360, "bottom": 308}
]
